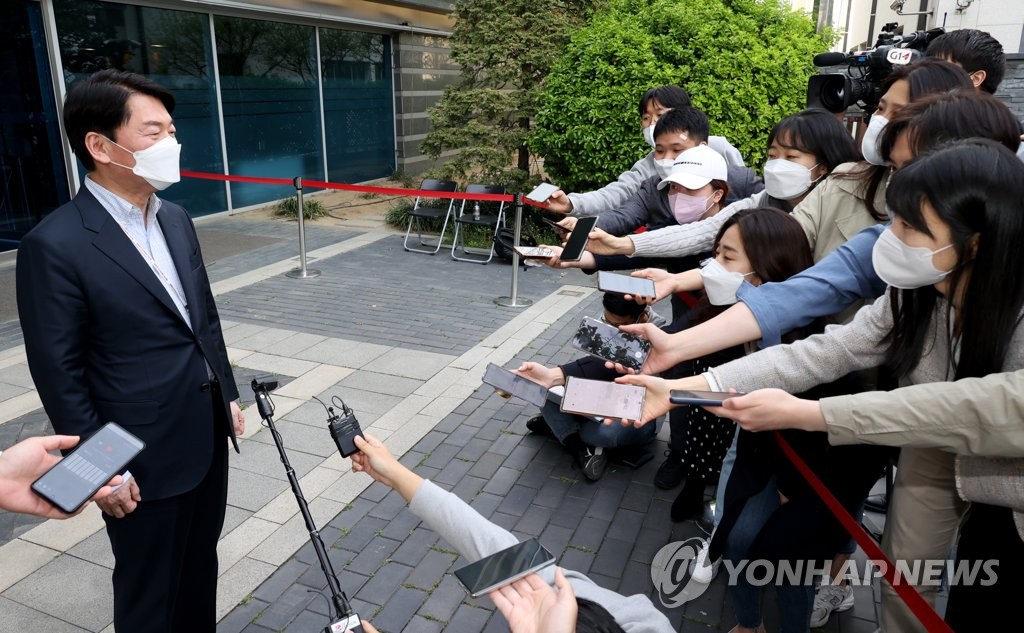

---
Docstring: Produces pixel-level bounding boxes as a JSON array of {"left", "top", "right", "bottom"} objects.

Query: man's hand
[
  {"left": 0, "top": 435, "right": 123, "bottom": 519},
  {"left": 585, "top": 227, "right": 635, "bottom": 256},
  {"left": 230, "top": 400, "right": 245, "bottom": 436},
  {"left": 704, "top": 389, "right": 826, "bottom": 432},
  {"left": 96, "top": 476, "right": 141, "bottom": 518},
  {"left": 490, "top": 568, "right": 577, "bottom": 633},
  {"left": 545, "top": 191, "right": 573, "bottom": 215},
  {"left": 514, "top": 362, "right": 564, "bottom": 389}
]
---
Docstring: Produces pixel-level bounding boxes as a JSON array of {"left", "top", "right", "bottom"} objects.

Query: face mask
[
  {"left": 763, "top": 159, "right": 822, "bottom": 200},
  {"left": 871, "top": 227, "right": 956, "bottom": 289},
  {"left": 669, "top": 191, "right": 714, "bottom": 225},
  {"left": 643, "top": 125, "right": 656, "bottom": 148},
  {"left": 701, "top": 257, "right": 754, "bottom": 305},
  {"left": 655, "top": 157, "right": 676, "bottom": 179},
  {"left": 106, "top": 135, "right": 181, "bottom": 190},
  {"left": 860, "top": 114, "right": 888, "bottom": 166}
]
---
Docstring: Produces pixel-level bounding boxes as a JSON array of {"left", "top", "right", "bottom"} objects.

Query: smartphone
[
  {"left": 669, "top": 390, "right": 745, "bottom": 407},
  {"left": 597, "top": 271, "right": 657, "bottom": 299},
  {"left": 526, "top": 182, "right": 559, "bottom": 203},
  {"left": 513, "top": 245, "right": 556, "bottom": 259},
  {"left": 31, "top": 422, "right": 145, "bottom": 514},
  {"left": 482, "top": 363, "right": 550, "bottom": 408},
  {"left": 558, "top": 215, "right": 598, "bottom": 262},
  {"left": 560, "top": 376, "right": 646, "bottom": 421},
  {"left": 454, "top": 538, "right": 556, "bottom": 597},
  {"left": 571, "top": 316, "right": 651, "bottom": 372}
]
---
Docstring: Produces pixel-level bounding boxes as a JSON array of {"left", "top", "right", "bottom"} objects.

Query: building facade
[{"left": 2, "top": 0, "right": 457, "bottom": 244}]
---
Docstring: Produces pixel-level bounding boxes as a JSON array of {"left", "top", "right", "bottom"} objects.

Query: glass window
[
  {"left": 319, "top": 28, "right": 395, "bottom": 183},
  {"left": 53, "top": 0, "right": 227, "bottom": 216},
  {"left": 215, "top": 16, "right": 323, "bottom": 208}
]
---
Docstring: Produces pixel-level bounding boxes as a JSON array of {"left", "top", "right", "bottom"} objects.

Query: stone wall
[
  {"left": 392, "top": 32, "right": 459, "bottom": 176},
  {"left": 995, "top": 54, "right": 1024, "bottom": 120}
]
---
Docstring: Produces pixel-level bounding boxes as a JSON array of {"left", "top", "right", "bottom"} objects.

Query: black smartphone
[
  {"left": 560, "top": 376, "right": 646, "bottom": 421},
  {"left": 454, "top": 538, "right": 556, "bottom": 597},
  {"left": 597, "top": 271, "right": 657, "bottom": 299},
  {"left": 482, "top": 363, "right": 550, "bottom": 408},
  {"left": 31, "top": 422, "right": 145, "bottom": 514},
  {"left": 558, "top": 215, "right": 598, "bottom": 262},
  {"left": 669, "top": 390, "right": 745, "bottom": 407},
  {"left": 571, "top": 316, "right": 651, "bottom": 372}
]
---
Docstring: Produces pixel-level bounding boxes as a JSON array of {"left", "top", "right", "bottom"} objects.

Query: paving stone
[
  {"left": 495, "top": 485, "right": 535, "bottom": 516},
  {"left": 538, "top": 523, "right": 575, "bottom": 557},
  {"left": 3, "top": 553, "right": 112, "bottom": 632},
  {"left": 468, "top": 492, "right": 504, "bottom": 519},
  {"left": 606, "top": 508, "right": 646, "bottom": 542},
  {"left": 445, "top": 604, "right": 492, "bottom": 632},
  {"left": 354, "top": 561, "right": 414, "bottom": 606},
  {"left": 481, "top": 466, "right": 519, "bottom": 496},
  {"left": 373, "top": 586, "right": 428, "bottom": 633},
  {"left": 252, "top": 583, "right": 316, "bottom": 631},
  {"left": 449, "top": 474, "right": 487, "bottom": 503},
  {"left": 252, "top": 559, "right": 311, "bottom": 603},
  {"left": 404, "top": 615, "right": 446, "bottom": 633},
  {"left": 570, "top": 518, "right": 610, "bottom": 553},
  {"left": 488, "top": 512, "right": 519, "bottom": 531},
  {"left": 335, "top": 516, "right": 389, "bottom": 553},
  {"left": 462, "top": 441, "right": 499, "bottom": 468},
  {"left": 367, "top": 490, "right": 409, "bottom": 521},
  {"left": 380, "top": 509, "right": 422, "bottom": 541},
  {"left": 422, "top": 442, "right": 462, "bottom": 469},
  {"left": 390, "top": 527, "right": 439, "bottom": 568},
  {"left": 434, "top": 457, "right": 475, "bottom": 487},
  {"left": 418, "top": 573, "right": 465, "bottom": 622},
  {"left": 547, "top": 495, "right": 591, "bottom": 529},
  {"left": 217, "top": 597, "right": 269, "bottom": 633},
  {"left": 513, "top": 504, "right": 553, "bottom": 536},
  {"left": 516, "top": 460, "right": 556, "bottom": 489},
  {"left": 404, "top": 549, "right": 457, "bottom": 591},
  {"left": 344, "top": 535, "right": 402, "bottom": 576}
]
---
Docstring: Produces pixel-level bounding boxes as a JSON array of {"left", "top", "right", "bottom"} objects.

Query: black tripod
[{"left": 251, "top": 379, "right": 362, "bottom": 633}]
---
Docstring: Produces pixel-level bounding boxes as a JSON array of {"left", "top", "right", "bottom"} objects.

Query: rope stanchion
[
  {"left": 773, "top": 432, "right": 955, "bottom": 633},
  {"left": 285, "top": 177, "right": 320, "bottom": 279},
  {"left": 495, "top": 193, "right": 532, "bottom": 308}
]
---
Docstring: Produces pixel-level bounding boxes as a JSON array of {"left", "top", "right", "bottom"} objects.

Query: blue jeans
[
  {"left": 714, "top": 430, "right": 739, "bottom": 526},
  {"left": 723, "top": 477, "right": 814, "bottom": 633},
  {"left": 540, "top": 398, "right": 656, "bottom": 448}
]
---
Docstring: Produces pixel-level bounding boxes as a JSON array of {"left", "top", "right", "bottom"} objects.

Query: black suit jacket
[{"left": 17, "top": 186, "right": 240, "bottom": 501}]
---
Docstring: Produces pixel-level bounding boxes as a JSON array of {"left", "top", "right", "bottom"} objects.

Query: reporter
[{"left": 0, "top": 435, "right": 122, "bottom": 519}]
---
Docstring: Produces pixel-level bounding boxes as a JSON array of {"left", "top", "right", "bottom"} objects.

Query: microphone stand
[{"left": 251, "top": 379, "right": 358, "bottom": 632}]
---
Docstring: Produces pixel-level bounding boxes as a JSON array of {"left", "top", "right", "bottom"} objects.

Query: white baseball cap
[{"left": 657, "top": 144, "right": 728, "bottom": 190}]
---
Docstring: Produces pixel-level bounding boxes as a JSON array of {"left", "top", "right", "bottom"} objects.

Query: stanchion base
[
  {"left": 494, "top": 296, "right": 533, "bottom": 307},
  {"left": 286, "top": 268, "right": 322, "bottom": 279}
]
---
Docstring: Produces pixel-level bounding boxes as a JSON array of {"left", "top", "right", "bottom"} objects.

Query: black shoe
[
  {"left": 864, "top": 493, "right": 889, "bottom": 514},
  {"left": 578, "top": 446, "right": 608, "bottom": 482},
  {"left": 525, "top": 415, "right": 551, "bottom": 436},
  {"left": 654, "top": 450, "right": 686, "bottom": 489},
  {"left": 695, "top": 500, "right": 716, "bottom": 536},
  {"left": 612, "top": 445, "right": 654, "bottom": 469},
  {"left": 671, "top": 478, "right": 706, "bottom": 522}
]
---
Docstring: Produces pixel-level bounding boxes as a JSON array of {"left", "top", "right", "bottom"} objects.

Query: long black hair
[
  {"left": 884, "top": 138, "right": 1024, "bottom": 379},
  {"left": 767, "top": 108, "right": 861, "bottom": 175}
]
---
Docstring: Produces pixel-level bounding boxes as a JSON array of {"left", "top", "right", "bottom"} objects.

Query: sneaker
[
  {"left": 810, "top": 580, "right": 854, "bottom": 627},
  {"left": 580, "top": 446, "right": 608, "bottom": 481},
  {"left": 525, "top": 415, "right": 551, "bottom": 436},
  {"left": 654, "top": 450, "right": 686, "bottom": 489},
  {"left": 689, "top": 538, "right": 719, "bottom": 584}
]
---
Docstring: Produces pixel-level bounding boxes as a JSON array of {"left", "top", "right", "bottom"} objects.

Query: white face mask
[
  {"left": 655, "top": 157, "right": 676, "bottom": 179},
  {"left": 700, "top": 257, "right": 754, "bottom": 305},
  {"left": 871, "top": 227, "right": 956, "bottom": 289},
  {"left": 643, "top": 125, "right": 656, "bottom": 148},
  {"left": 763, "top": 159, "right": 821, "bottom": 200},
  {"left": 860, "top": 114, "right": 889, "bottom": 166},
  {"left": 106, "top": 135, "right": 181, "bottom": 190}
]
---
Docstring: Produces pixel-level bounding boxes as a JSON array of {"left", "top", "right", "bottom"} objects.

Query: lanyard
[{"left": 115, "top": 214, "right": 189, "bottom": 319}]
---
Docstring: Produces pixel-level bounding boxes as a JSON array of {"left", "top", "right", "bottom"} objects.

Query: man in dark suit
[{"left": 16, "top": 70, "right": 244, "bottom": 632}]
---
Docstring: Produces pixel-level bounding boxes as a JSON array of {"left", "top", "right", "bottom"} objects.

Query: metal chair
[
  {"left": 450, "top": 184, "right": 507, "bottom": 264},
  {"left": 403, "top": 179, "right": 459, "bottom": 254}
]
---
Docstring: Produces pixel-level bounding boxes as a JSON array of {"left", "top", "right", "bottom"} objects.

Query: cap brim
[{"left": 657, "top": 173, "right": 713, "bottom": 190}]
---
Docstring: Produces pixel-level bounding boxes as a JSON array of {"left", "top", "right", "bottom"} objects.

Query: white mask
[
  {"left": 107, "top": 135, "right": 181, "bottom": 190},
  {"left": 700, "top": 257, "right": 754, "bottom": 305},
  {"left": 860, "top": 114, "right": 889, "bottom": 166},
  {"left": 655, "top": 157, "right": 676, "bottom": 179},
  {"left": 871, "top": 227, "right": 955, "bottom": 289},
  {"left": 763, "top": 159, "right": 821, "bottom": 200},
  {"left": 643, "top": 125, "right": 656, "bottom": 148}
]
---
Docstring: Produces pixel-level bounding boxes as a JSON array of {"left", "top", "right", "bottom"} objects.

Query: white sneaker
[
  {"left": 689, "top": 538, "right": 720, "bottom": 583},
  {"left": 810, "top": 580, "right": 854, "bottom": 627}
]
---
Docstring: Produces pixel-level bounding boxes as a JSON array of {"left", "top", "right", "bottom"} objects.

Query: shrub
[
  {"left": 531, "top": 0, "right": 833, "bottom": 191},
  {"left": 274, "top": 196, "right": 328, "bottom": 220}
]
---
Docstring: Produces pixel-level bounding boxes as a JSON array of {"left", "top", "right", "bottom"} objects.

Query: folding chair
[
  {"left": 403, "top": 178, "right": 458, "bottom": 254},
  {"left": 450, "top": 184, "right": 507, "bottom": 264}
]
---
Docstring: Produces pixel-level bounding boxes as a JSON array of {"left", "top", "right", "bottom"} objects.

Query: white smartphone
[
  {"left": 526, "top": 182, "right": 559, "bottom": 203},
  {"left": 560, "top": 376, "right": 646, "bottom": 420},
  {"left": 597, "top": 271, "right": 657, "bottom": 298}
]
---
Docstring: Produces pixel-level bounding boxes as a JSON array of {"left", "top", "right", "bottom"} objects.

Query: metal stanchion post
[
  {"left": 287, "top": 176, "right": 321, "bottom": 279},
  {"left": 495, "top": 192, "right": 533, "bottom": 307}
]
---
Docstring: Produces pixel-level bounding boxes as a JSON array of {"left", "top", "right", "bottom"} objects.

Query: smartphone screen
[
  {"left": 513, "top": 246, "right": 556, "bottom": 259},
  {"left": 597, "top": 271, "right": 657, "bottom": 298},
  {"left": 482, "top": 363, "right": 550, "bottom": 408},
  {"left": 454, "top": 539, "right": 555, "bottom": 597},
  {"left": 526, "top": 182, "right": 559, "bottom": 203},
  {"left": 31, "top": 422, "right": 145, "bottom": 514},
  {"left": 571, "top": 316, "right": 651, "bottom": 372},
  {"left": 558, "top": 216, "right": 598, "bottom": 262},
  {"left": 560, "top": 377, "right": 646, "bottom": 420},
  {"left": 669, "top": 390, "right": 745, "bottom": 407}
]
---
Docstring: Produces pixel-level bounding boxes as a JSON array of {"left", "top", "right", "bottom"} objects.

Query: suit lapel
[{"left": 157, "top": 208, "right": 203, "bottom": 333}]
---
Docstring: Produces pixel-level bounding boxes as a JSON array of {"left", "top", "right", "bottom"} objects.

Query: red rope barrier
[{"left": 773, "top": 432, "right": 955, "bottom": 633}]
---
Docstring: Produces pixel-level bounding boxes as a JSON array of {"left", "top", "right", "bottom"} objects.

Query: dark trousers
[{"left": 103, "top": 398, "right": 229, "bottom": 633}]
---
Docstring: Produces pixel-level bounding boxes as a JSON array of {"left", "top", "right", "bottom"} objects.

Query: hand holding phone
[
  {"left": 526, "top": 182, "right": 560, "bottom": 203},
  {"left": 514, "top": 246, "right": 556, "bottom": 259},
  {"left": 560, "top": 376, "right": 646, "bottom": 421},
  {"left": 571, "top": 316, "right": 651, "bottom": 372},
  {"left": 454, "top": 539, "right": 556, "bottom": 597},
  {"left": 483, "top": 363, "right": 551, "bottom": 408},
  {"left": 558, "top": 216, "right": 598, "bottom": 262},
  {"left": 597, "top": 271, "right": 657, "bottom": 299}
]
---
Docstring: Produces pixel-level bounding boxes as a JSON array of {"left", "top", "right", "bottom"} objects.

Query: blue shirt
[{"left": 736, "top": 225, "right": 887, "bottom": 347}]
